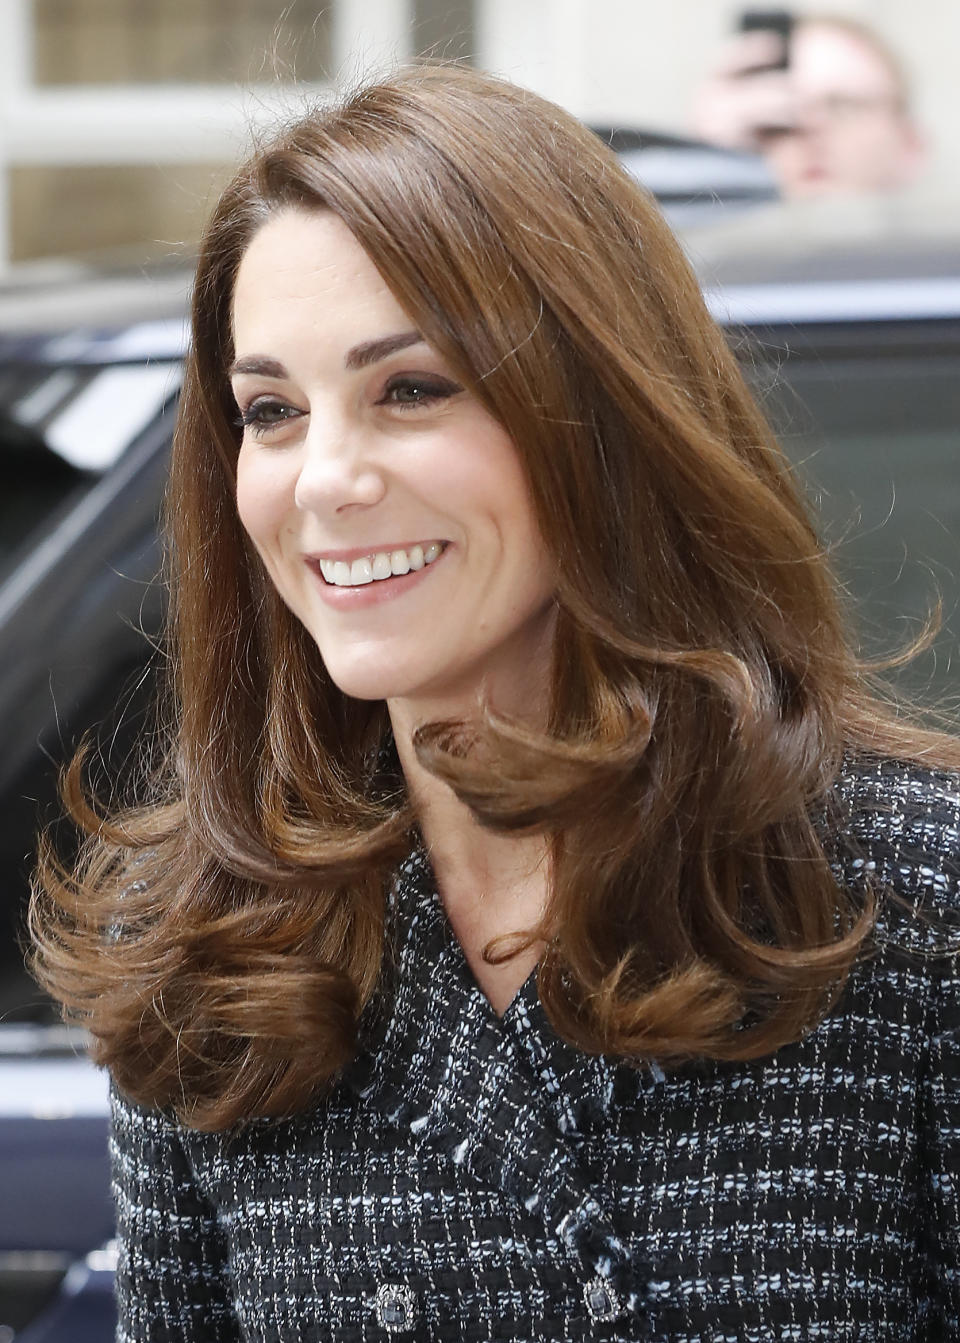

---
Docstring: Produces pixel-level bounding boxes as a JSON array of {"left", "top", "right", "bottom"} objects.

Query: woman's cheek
[
  {"left": 235, "top": 447, "right": 259, "bottom": 541},
  {"left": 236, "top": 447, "right": 285, "bottom": 550},
  {"left": 236, "top": 450, "right": 309, "bottom": 620}
]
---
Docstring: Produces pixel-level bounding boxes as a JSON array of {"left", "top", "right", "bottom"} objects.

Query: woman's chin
[
  {"left": 321, "top": 660, "right": 432, "bottom": 706},
  {"left": 323, "top": 659, "right": 483, "bottom": 716}
]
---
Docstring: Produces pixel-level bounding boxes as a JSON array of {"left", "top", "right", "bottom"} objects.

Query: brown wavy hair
[{"left": 30, "top": 64, "right": 959, "bottom": 1131}]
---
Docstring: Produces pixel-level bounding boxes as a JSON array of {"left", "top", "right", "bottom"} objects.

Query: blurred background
[
  {"left": 0, "top": 0, "right": 958, "bottom": 268},
  {"left": 0, "top": 6, "right": 958, "bottom": 1338}
]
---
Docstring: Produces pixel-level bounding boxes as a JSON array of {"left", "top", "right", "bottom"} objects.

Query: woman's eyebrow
[
  {"left": 230, "top": 355, "right": 288, "bottom": 379},
  {"left": 344, "top": 331, "right": 425, "bottom": 370},
  {"left": 230, "top": 332, "right": 426, "bottom": 381}
]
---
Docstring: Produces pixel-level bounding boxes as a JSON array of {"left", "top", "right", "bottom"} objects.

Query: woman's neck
[{"left": 388, "top": 699, "right": 550, "bottom": 1014}]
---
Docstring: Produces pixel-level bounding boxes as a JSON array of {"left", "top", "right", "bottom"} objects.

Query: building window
[
  {"left": 32, "top": 0, "right": 332, "bottom": 86},
  {"left": 9, "top": 161, "right": 235, "bottom": 262}
]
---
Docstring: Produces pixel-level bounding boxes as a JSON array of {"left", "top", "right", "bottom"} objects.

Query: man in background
[{"left": 691, "top": 13, "right": 925, "bottom": 199}]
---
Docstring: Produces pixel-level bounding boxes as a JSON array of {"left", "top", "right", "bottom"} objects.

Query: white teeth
[{"left": 322, "top": 542, "right": 444, "bottom": 586}]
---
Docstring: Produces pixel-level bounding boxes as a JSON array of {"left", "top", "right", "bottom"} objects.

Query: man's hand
[{"left": 691, "top": 30, "right": 797, "bottom": 150}]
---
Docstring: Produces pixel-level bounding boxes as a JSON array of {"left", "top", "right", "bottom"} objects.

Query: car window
[
  {"left": 0, "top": 339, "right": 180, "bottom": 1026},
  {"left": 0, "top": 369, "right": 84, "bottom": 570},
  {"left": 744, "top": 323, "right": 960, "bottom": 704},
  {"left": 0, "top": 357, "right": 180, "bottom": 580}
]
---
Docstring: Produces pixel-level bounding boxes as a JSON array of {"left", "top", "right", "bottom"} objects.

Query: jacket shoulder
[{"left": 830, "top": 753, "right": 960, "bottom": 956}]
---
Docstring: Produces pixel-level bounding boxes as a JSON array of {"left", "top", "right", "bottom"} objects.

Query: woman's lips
[{"left": 305, "top": 543, "right": 450, "bottom": 609}]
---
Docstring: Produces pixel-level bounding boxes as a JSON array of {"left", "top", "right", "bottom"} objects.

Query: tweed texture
[{"left": 110, "top": 755, "right": 960, "bottom": 1341}]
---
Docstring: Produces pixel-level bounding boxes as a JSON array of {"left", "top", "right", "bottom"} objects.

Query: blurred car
[
  {"left": 1, "top": 153, "right": 958, "bottom": 1340},
  {"left": 684, "top": 191, "right": 960, "bottom": 703},
  {"left": 594, "top": 126, "right": 779, "bottom": 227},
  {"left": 0, "top": 1025, "right": 115, "bottom": 1341},
  {"left": 0, "top": 268, "right": 187, "bottom": 1341},
  {"left": 0, "top": 295, "right": 186, "bottom": 1027}
]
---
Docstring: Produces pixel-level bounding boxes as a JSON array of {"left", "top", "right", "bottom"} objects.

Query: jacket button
[
  {"left": 584, "top": 1277, "right": 621, "bottom": 1322},
  {"left": 375, "top": 1282, "right": 418, "bottom": 1333}
]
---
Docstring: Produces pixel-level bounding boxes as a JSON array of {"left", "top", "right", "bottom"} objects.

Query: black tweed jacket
[{"left": 110, "top": 755, "right": 960, "bottom": 1341}]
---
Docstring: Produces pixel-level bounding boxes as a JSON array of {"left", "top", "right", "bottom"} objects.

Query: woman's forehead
[{"left": 231, "top": 210, "right": 413, "bottom": 358}]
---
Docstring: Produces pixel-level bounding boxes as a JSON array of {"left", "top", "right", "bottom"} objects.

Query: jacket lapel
[{"left": 343, "top": 846, "right": 652, "bottom": 1327}]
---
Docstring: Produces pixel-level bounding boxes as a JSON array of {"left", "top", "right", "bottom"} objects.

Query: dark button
[
  {"left": 584, "top": 1277, "right": 621, "bottom": 1322},
  {"left": 375, "top": 1283, "right": 418, "bottom": 1334}
]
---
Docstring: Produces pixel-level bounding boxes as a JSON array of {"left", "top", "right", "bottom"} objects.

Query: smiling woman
[
  {"left": 231, "top": 209, "right": 557, "bottom": 719},
  {"left": 29, "top": 64, "right": 960, "bottom": 1342}
]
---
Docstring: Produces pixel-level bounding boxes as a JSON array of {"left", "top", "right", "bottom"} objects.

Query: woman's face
[{"left": 232, "top": 208, "right": 557, "bottom": 717}]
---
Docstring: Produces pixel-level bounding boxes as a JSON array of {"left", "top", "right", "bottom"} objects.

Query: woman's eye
[
  {"left": 379, "top": 375, "right": 462, "bottom": 410},
  {"left": 234, "top": 399, "right": 302, "bottom": 437}
]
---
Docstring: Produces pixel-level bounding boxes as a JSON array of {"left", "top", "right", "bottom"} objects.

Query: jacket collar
[{"left": 343, "top": 845, "right": 653, "bottom": 1323}]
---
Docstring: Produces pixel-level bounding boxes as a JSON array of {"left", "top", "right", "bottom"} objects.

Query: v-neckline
[{"left": 405, "top": 840, "right": 541, "bottom": 1025}]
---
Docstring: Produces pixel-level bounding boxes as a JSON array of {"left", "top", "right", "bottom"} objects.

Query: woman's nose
[{"left": 293, "top": 417, "right": 386, "bottom": 514}]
